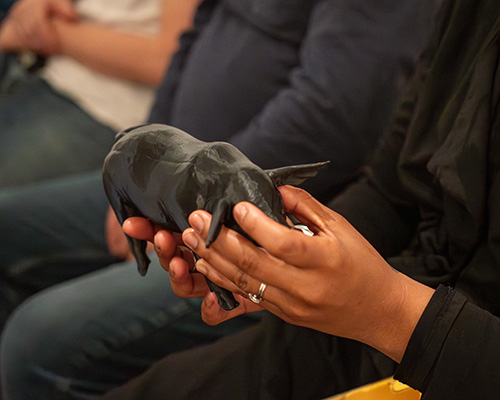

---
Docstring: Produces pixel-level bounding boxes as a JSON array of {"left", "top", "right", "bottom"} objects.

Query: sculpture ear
[
  {"left": 206, "top": 199, "right": 231, "bottom": 247},
  {"left": 265, "top": 161, "right": 330, "bottom": 186}
]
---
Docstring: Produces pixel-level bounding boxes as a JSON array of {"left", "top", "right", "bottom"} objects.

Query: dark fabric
[
  {"left": 100, "top": 314, "right": 396, "bottom": 400},
  {"left": 330, "top": 0, "right": 500, "bottom": 313},
  {"left": 150, "top": 0, "right": 436, "bottom": 202},
  {"left": 395, "top": 286, "right": 466, "bottom": 391},
  {"left": 327, "top": 0, "right": 500, "bottom": 397},
  {"left": 0, "top": 0, "right": 14, "bottom": 18},
  {"left": 97, "top": 0, "right": 453, "bottom": 398},
  {"left": 102, "top": 0, "right": 500, "bottom": 397},
  {"left": 395, "top": 285, "right": 500, "bottom": 399}
]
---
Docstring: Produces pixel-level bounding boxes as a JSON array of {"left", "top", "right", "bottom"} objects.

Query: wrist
[
  {"left": 49, "top": 17, "right": 67, "bottom": 55},
  {"left": 362, "top": 271, "right": 434, "bottom": 363}
]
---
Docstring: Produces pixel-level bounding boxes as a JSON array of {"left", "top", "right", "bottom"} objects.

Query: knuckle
[
  {"left": 289, "top": 285, "right": 326, "bottom": 318},
  {"left": 237, "top": 251, "right": 258, "bottom": 274},
  {"left": 274, "top": 233, "right": 307, "bottom": 257},
  {"left": 233, "top": 268, "right": 250, "bottom": 291},
  {"left": 273, "top": 238, "right": 294, "bottom": 254},
  {"left": 285, "top": 303, "right": 309, "bottom": 322},
  {"left": 301, "top": 290, "right": 323, "bottom": 309}
]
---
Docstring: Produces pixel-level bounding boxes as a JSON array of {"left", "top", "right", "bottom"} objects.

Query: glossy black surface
[{"left": 103, "top": 124, "right": 328, "bottom": 310}]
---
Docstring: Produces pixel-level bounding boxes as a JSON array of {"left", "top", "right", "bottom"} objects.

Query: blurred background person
[
  {"left": 0, "top": 0, "right": 198, "bottom": 187},
  {"left": 0, "top": 0, "right": 441, "bottom": 399}
]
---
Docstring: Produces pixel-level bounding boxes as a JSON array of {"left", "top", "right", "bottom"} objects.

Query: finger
[
  {"left": 153, "top": 229, "right": 178, "bottom": 260},
  {"left": 185, "top": 222, "right": 311, "bottom": 323},
  {"left": 201, "top": 293, "right": 262, "bottom": 325},
  {"left": 194, "top": 257, "right": 254, "bottom": 298},
  {"left": 278, "top": 185, "right": 338, "bottom": 233},
  {"left": 183, "top": 214, "right": 292, "bottom": 295},
  {"left": 168, "top": 256, "right": 210, "bottom": 298},
  {"left": 232, "top": 200, "right": 335, "bottom": 269},
  {"left": 153, "top": 232, "right": 194, "bottom": 274},
  {"left": 50, "top": 0, "right": 78, "bottom": 21},
  {"left": 123, "top": 217, "right": 155, "bottom": 241},
  {"left": 201, "top": 288, "right": 297, "bottom": 329},
  {"left": 184, "top": 221, "right": 298, "bottom": 309}
]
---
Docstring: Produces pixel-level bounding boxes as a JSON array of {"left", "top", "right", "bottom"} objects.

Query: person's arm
[
  {"left": 52, "top": 0, "right": 199, "bottom": 86},
  {"left": 120, "top": 210, "right": 500, "bottom": 397},
  {"left": 395, "top": 285, "right": 500, "bottom": 398}
]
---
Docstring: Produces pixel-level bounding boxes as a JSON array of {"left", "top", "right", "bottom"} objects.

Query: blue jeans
[
  {"left": 0, "top": 59, "right": 116, "bottom": 188},
  {"left": 0, "top": 172, "right": 116, "bottom": 328},
  {"left": 0, "top": 171, "right": 261, "bottom": 399}
]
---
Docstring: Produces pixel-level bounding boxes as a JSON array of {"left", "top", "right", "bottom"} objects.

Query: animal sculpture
[{"left": 103, "top": 124, "right": 329, "bottom": 310}]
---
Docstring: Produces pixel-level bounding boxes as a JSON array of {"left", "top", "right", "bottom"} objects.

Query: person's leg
[
  {"left": 0, "top": 76, "right": 116, "bottom": 188},
  {"left": 99, "top": 314, "right": 397, "bottom": 400},
  {"left": 0, "top": 171, "right": 115, "bottom": 327},
  {"left": 1, "top": 258, "right": 262, "bottom": 400}
]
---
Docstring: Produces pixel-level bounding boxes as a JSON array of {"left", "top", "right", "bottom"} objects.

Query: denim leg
[
  {"left": 0, "top": 76, "right": 116, "bottom": 188},
  {"left": 0, "top": 170, "right": 109, "bottom": 267},
  {"left": 1, "top": 259, "right": 261, "bottom": 400},
  {"left": 0, "top": 171, "right": 115, "bottom": 327}
]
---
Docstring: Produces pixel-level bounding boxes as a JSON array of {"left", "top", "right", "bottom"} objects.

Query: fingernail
[
  {"left": 154, "top": 236, "right": 161, "bottom": 254},
  {"left": 183, "top": 231, "right": 198, "bottom": 250},
  {"left": 234, "top": 203, "right": 248, "bottom": 221},
  {"left": 190, "top": 213, "right": 204, "bottom": 234},
  {"left": 195, "top": 260, "right": 207, "bottom": 275}
]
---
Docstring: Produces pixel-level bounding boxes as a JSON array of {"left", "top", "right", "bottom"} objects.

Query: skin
[
  {"left": 0, "top": 0, "right": 199, "bottom": 86},
  {"left": 124, "top": 185, "right": 435, "bottom": 363},
  {"left": 0, "top": 0, "right": 199, "bottom": 258},
  {"left": 106, "top": 209, "right": 155, "bottom": 261},
  {"left": 0, "top": 0, "right": 77, "bottom": 56}
]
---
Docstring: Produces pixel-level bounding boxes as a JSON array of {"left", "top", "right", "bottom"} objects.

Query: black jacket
[{"left": 330, "top": 0, "right": 500, "bottom": 397}]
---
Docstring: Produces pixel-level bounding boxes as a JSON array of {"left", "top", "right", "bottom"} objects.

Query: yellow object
[{"left": 325, "top": 377, "right": 421, "bottom": 400}]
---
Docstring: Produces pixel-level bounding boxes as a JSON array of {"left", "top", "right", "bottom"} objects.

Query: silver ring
[{"left": 248, "top": 283, "right": 267, "bottom": 304}]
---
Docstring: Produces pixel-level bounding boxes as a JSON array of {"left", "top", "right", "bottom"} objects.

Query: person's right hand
[{"left": 0, "top": 0, "right": 77, "bottom": 55}]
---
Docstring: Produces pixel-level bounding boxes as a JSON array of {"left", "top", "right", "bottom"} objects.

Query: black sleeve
[{"left": 394, "top": 285, "right": 500, "bottom": 399}]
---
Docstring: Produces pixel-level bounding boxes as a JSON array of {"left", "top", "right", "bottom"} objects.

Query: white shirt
[{"left": 42, "top": 0, "right": 162, "bottom": 131}]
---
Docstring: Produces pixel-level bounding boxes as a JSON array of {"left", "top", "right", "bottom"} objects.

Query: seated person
[
  {"left": 0, "top": 0, "right": 197, "bottom": 187},
  {"left": 0, "top": 0, "right": 439, "bottom": 398},
  {"left": 97, "top": 0, "right": 500, "bottom": 398}
]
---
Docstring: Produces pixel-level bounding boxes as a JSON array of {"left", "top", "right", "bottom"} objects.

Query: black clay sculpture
[{"left": 103, "top": 124, "right": 329, "bottom": 310}]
